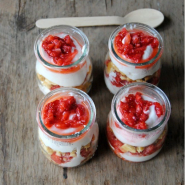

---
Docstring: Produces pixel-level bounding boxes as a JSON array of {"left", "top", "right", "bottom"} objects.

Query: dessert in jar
[
  {"left": 104, "top": 23, "right": 163, "bottom": 94},
  {"left": 36, "top": 87, "right": 99, "bottom": 167},
  {"left": 34, "top": 25, "right": 92, "bottom": 94},
  {"left": 106, "top": 82, "right": 171, "bottom": 162}
]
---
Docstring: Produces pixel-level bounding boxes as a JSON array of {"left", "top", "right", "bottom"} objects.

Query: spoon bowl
[
  {"left": 36, "top": 8, "right": 164, "bottom": 29},
  {"left": 123, "top": 9, "right": 164, "bottom": 28}
]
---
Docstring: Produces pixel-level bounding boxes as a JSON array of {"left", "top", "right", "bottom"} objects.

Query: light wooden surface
[{"left": 0, "top": 0, "right": 184, "bottom": 185}]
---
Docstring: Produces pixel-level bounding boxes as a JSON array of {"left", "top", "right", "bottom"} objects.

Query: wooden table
[{"left": 0, "top": 0, "right": 184, "bottom": 184}]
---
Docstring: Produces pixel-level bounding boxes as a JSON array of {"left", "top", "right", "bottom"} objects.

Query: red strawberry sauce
[
  {"left": 118, "top": 92, "right": 163, "bottom": 129},
  {"left": 42, "top": 34, "right": 78, "bottom": 66},
  {"left": 42, "top": 96, "right": 90, "bottom": 135},
  {"left": 114, "top": 28, "right": 159, "bottom": 63}
]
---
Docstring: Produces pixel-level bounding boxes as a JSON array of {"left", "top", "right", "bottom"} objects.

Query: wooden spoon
[{"left": 36, "top": 8, "right": 164, "bottom": 29}]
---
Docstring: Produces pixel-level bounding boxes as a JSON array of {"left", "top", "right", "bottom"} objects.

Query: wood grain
[{"left": 0, "top": 0, "right": 184, "bottom": 185}]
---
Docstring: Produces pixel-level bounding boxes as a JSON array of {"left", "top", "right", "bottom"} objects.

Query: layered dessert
[
  {"left": 106, "top": 84, "right": 171, "bottom": 162},
  {"left": 105, "top": 23, "right": 163, "bottom": 94},
  {"left": 37, "top": 88, "right": 98, "bottom": 167},
  {"left": 34, "top": 26, "right": 92, "bottom": 94}
]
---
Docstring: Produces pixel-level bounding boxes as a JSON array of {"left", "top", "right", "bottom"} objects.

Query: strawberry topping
[
  {"left": 42, "top": 96, "right": 90, "bottom": 134},
  {"left": 119, "top": 92, "right": 163, "bottom": 129},
  {"left": 114, "top": 28, "right": 159, "bottom": 63},
  {"left": 42, "top": 35, "right": 78, "bottom": 66}
]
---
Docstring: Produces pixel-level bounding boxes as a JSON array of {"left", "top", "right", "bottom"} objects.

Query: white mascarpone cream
[
  {"left": 110, "top": 95, "right": 164, "bottom": 147},
  {"left": 39, "top": 122, "right": 99, "bottom": 168},
  {"left": 104, "top": 72, "right": 120, "bottom": 94},
  {"left": 36, "top": 33, "right": 90, "bottom": 87},
  {"left": 109, "top": 47, "right": 160, "bottom": 81}
]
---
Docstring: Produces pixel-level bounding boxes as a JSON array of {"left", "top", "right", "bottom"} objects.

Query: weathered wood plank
[{"left": 0, "top": 0, "right": 183, "bottom": 184}]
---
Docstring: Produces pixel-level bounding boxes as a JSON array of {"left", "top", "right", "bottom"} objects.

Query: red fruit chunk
[
  {"left": 140, "top": 113, "right": 149, "bottom": 122},
  {"left": 51, "top": 152, "right": 63, "bottom": 164},
  {"left": 119, "top": 92, "right": 163, "bottom": 130},
  {"left": 110, "top": 71, "right": 130, "bottom": 87},
  {"left": 120, "top": 102, "right": 129, "bottom": 113},
  {"left": 114, "top": 28, "right": 159, "bottom": 63},
  {"left": 76, "top": 104, "right": 85, "bottom": 119},
  {"left": 154, "top": 102, "right": 163, "bottom": 117},
  {"left": 50, "top": 85, "right": 60, "bottom": 90},
  {"left": 42, "top": 34, "right": 78, "bottom": 66},
  {"left": 136, "top": 104, "right": 142, "bottom": 115},
  {"left": 80, "top": 148, "right": 92, "bottom": 158},
  {"left": 107, "top": 125, "right": 123, "bottom": 153},
  {"left": 142, "top": 145, "right": 155, "bottom": 156},
  {"left": 42, "top": 96, "right": 90, "bottom": 134}
]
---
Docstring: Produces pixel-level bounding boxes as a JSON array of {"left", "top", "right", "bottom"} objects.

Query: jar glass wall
[
  {"left": 104, "top": 23, "right": 163, "bottom": 94},
  {"left": 36, "top": 88, "right": 99, "bottom": 167},
  {"left": 106, "top": 82, "right": 171, "bottom": 162},
  {"left": 34, "top": 25, "right": 93, "bottom": 95}
]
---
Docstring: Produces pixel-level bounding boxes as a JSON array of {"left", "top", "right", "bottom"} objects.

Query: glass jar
[
  {"left": 106, "top": 82, "right": 171, "bottom": 162},
  {"left": 104, "top": 23, "right": 163, "bottom": 94},
  {"left": 36, "top": 88, "right": 99, "bottom": 167},
  {"left": 34, "top": 25, "right": 92, "bottom": 95}
]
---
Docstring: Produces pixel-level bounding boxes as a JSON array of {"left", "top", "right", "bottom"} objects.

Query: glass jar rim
[
  {"left": 111, "top": 82, "right": 171, "bottom": 133},
  {"left": 36, "top": 87, "right": 96, "bottom": 139},
  {"left": 108, "top": 22, "right": 164, "bottom": 67},
  {"left": 34, "top": 25, "right": 89, "bottom": 69}
]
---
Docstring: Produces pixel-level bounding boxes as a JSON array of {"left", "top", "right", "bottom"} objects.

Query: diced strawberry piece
[
  {"left": 51, "top": 152, "right": 63, "bottom": 164},
  {"left": 118, "top": 28, "right": 128, "bottom": 37},
  {"left": 140, "top": 113, "right": 149, "bottom": 122},
  {"left": 132, "top": 35, "right": 140, "bottom": 44},
  {"left": 76, "top": 104, "right": 85, "bottom": 118},
  {"left": 135, "top": 92, "right": 142, "bottom": 102},
  {"left": 58, "top": 101, "right": 67, "bottom": 112},
  {"left": 66, "top": 96, "right": 76, "bottom": 107},
  {"left": 62, "top": 45, "right": 72, "bottom": 53},
  {"left": 151, "top": 38, "right": 159, "bottom": 48},
  {"left": 128, "top": 94, "right": 135, "bottom": 102},
  {"left": 62, "top": 111, "right": 70, "bottom": 121},
  {"left": 47, "top": 35, "right": 54, "bottom": 42},
  {"left": 53, "top": 48, "right": 62, "bottom": 55},
  {"left": 64, "top": 35, "right": 72, "bottom": 45},
  {"left": 110, "top": 71, "right": 129, "bottom": 87},
  {"left": 129, "top": 107, "right": 136, "bottom": 114},
  {"left": 154, "top": 102, "right": 163, "bottom": 117},
  {"left": 50, "top": 85, "right": 60, "bottom": 90},
  {"left": 107, "top": 125, "right": 123, "bottom": 153},
  {"left": 47, "top": 43, "right": 55, "bottom": 50},
  {"left": 120, "top": 102, "right": 129, "bottom": 112},
  {"left": 136, "top": 104, "right": 142, "bottom": 115},
  {"left": 142, "top": 145, "right": 155, "bottom": 156},
  {"left": 80, "top": 147, "right": 92, "bottom": 158}
]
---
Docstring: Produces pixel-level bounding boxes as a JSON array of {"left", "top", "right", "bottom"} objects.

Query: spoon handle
[{"left": 36, "top": 16, "right": 123, "bottom": 28}]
